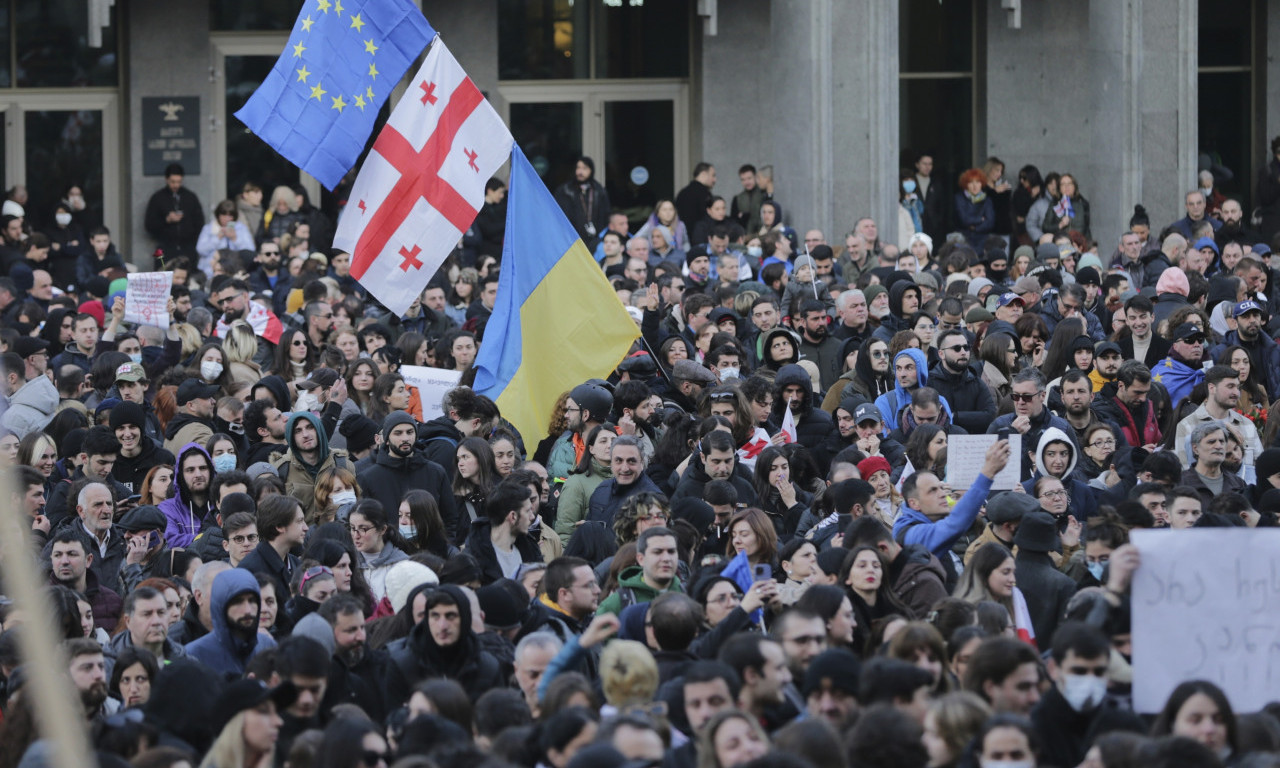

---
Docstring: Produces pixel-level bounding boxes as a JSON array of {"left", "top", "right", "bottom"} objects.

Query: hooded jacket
[
  {"left": 418, "top": 414, "right": 463, "bottom": 476},
  {"left": 158, "top": 442, "right": 214, "bottom": 548},
  {"left": 1091, "top": 381, "right": 1161, "bottom": 449},
  {"left": 671, "top": 453, "right": 759, "bottom": 508},
  {"left": 767, "top": 364, "right": 834, "bottom": 454},
  {"left": 387, "top": 584, "right": 503, "bottom": 704},
  {"left": 1020, "top": 427, "right": 1100, "bottom": 523},
  {"left": 888, "top": 544, "right": 949, "bottom": 618},
  {"left": 162, "top": 411, "right": 214, "bottom": 457},
  {"left": 185, "top": 568, "right": 277, "bottom": 677},
  {"left": 0, "top": 374, "right": 57, "bottom": 437},
  {"left": 1211, "top": 329, "right": 1280, "bottom": 401},
  {"left": 1037, "top": 290, "right": 1105, "bottom": 341},
  {"left": 596, "top": 565, "right": 685, "bottom": 616},
  {"left": 355, "top": 412, "right": 458, "bottom": 537},
  {"left": 988, "top": 402, "right": 1081, "bottom": 478},
  {"left": 555, "top": 457, "right": 613, "bottom": 545},
  {"left": 272, "top": 411, "right": 351, "bottom": 522},
  {"left": 875, "top": 348, "right": 953, "bottom": 431},
  {"left": 359, "top": 542, "right": 410, "bottom": 601},
  {"left": 464, "top": 518, "right": 543, "bottom": 585},
  {"left": 871, "top": 281, "right": 922, "bottom": 344},
  {"left": 112, "top": 435, "right": 176, "bottom": 495}
]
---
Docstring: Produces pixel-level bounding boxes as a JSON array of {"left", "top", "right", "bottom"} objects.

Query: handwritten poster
[
  {"left": 124, "top": 271, "right": 173, "bottom": 329},
  {"left": 1131, "top": 529, "right": 1280, "bottom": 713},
  {"left": 945, "top": 434, "right": 1021, "bottom": 490},
  {"left": 400, "top": 366, "right": 463, "bottom": 422}
]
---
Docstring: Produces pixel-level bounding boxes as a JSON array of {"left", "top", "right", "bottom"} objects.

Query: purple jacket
[{"left": 158, "top": 442, "right": 212, "bottom": 548}]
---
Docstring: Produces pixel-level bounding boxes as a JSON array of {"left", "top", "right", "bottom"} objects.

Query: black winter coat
[
  {"left": 356, "top": 448, "right": 459, "bottom": 540},
  {"left": 927, "top": 361, "right": 997, "bottom": 436}
]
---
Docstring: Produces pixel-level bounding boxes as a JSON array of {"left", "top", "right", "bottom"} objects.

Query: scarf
[
  {"left": 965, "top": 190, "right": 987, "bottom": 204},
  {"left": 899, "top": 406, "right": 951, "bottom": 436}
]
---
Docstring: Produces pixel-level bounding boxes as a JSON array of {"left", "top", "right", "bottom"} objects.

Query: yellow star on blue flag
[{"left": 233, "top": 0, "right": 436, "bottom": 189}]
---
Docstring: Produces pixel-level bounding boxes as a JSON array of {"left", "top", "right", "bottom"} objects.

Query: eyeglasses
[
  {"left": 1181, "top": 336, "right": 1206, "bottom": 345},
  {"left": 216, "top": 294, "right": 242, "bottom": 307},
  {"left": 943, "top": 344, "right": 970, "bottom": 352},
  {"left": 1038, "top": 489, "right": 1069, "bottom": 500},
  {"left": 1061, "top": 303, "right": 1081, "bottom": 312},
  {"left": 348, "top": 524, "right": 376, "bottom": 535},
  {"left": 870, "top": 350, "right": 889, "bottom": 359},
  {"left": 708, "top": 592, "right": 742, "bottom": 605},
  {"left": 639, "top": 512, "right": 669, "bottom": 522},
  {"left": 1089, "top": 439, "right": 1116, "bottom": 449},
  {"left": 299, "top": 565, "right": 333, "bottom": 593},
  {"left": 260, "top": 249, "right": 280, "bottom": 256},
  {"left": 709, "top": 391, "right": 736, "bottom": 401},
  {"left": 1010, "top": 392, "right": 1042, "bottom": 402},
  {"left": 230, "top": 533, "right": 259, "bottom": 545},
  {"left": 292, "top": 339, "right": 307, "bottom": 347}
]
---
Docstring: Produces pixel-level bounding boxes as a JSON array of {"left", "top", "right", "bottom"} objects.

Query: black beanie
[
  {"left": 339, "top": 414, "right": 379, "bottom": 455},
  {"left": 109, "top": 401, "right": 147, "bottom": 431}
]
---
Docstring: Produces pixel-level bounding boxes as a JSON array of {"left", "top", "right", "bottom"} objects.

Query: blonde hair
[
  {"left": 198, "top": 711, "right": 248, "bottom": 768},
  {"left": 311, "top": 465, "right": 359, "bottom": 526},
  {"left": 269, "top": 185, "right": 297, "bottom": 213},
  {"left": 927, "top": 692, "right": 991, "bottom": 759},
  {"left": 600, "top": 639, "right": 659, "bottom": 708},
  {"left": 223, "top": 320, "right": 258, "bottom": 365},
  {"left": 173, "top": 323, "right": 202, "bottom": 358}
]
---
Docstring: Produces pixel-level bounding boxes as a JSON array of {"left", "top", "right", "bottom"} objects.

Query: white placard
[
  {"left": 1131, "top": 528, "right": 1280, "bottom": 713},
  {"left": 400, "top": 365, "right": 463, "bottom": 422},
  {"left": 944, "top": 434, "right": 1021, "bottom": 490},
  {"left": 124, "top": 271, "right": 173, "bottom": 329}
]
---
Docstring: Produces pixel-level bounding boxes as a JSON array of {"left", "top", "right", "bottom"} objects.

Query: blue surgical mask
[
  {"left": 129, "top": 353, "right": 143, "bottom": 365},
  {"left": 1087, "top": 561, "right": 1105, "bottom": 581},
  {"left": 747, "top": 245, "right": 763, "bottom": 258},
  {"left": 212, "top": 453, "right": 237, "bottom": 473},
  {"left": 399, "top": 524, "right": 417, "bottom": 539},
  {"left": 902, "top": 179, "right": 917, "bottom": 194}
]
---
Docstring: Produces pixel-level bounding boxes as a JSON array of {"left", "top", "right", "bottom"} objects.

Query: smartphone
[
  {"left": 124, "top": 494, "right": 143, "bottom": 503},
  {"left": 752, "top": 564, "right": 771, "bottom": 583},
  {"left": 998, "top": 428, "right": 1010, "bottom": 442}
]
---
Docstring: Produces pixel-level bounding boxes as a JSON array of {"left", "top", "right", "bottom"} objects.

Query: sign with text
[
  {"left": 142, "top": 97, "right": 200, "bottom": 176},
  {"left": 124, "top": 271, "right": 173, "bottom": 329},
  {"left": 944, "top": 434, "right": 1021, "bottom": 490},
  {"left": 401, "top": 366, "right": 463, "bottom": 423},
  {"left": 1131, "top": 529, "right": 1280, "bottom": 713}
]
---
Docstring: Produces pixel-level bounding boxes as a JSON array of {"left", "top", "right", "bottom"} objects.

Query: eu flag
[{"left": 234, "top": 0, "right": 435, "bottom": 190}]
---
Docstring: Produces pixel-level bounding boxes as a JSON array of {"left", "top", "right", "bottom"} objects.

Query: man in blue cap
[{"left": 1211, "top": 298, "right": 1280, "bottom": 399}]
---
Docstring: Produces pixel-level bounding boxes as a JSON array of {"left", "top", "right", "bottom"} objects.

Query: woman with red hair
[{"left": 955, "top": 168, "right": 994, "bottom": 248}]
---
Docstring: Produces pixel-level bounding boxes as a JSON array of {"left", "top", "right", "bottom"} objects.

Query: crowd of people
[{"left": 0, "top": 150, "right": 1277, "bottom": 768}]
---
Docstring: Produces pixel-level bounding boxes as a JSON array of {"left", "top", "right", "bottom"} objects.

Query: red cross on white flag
[{"left": 334, "top": 38, "right": 513, "bottom": 315}]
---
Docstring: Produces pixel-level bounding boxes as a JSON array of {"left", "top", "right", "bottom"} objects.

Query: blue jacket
[
  {"left": 892, "top": 473, "right": 992, "bottom": 557},
  {"left": 586, "top": 473, "right": 662, "bottom": 527},
  {"left": 185, "top": 568, "right": 276, "bottom": 678},
  {"left": 875, "top": 348, "right": 952, "bottom": 433}
]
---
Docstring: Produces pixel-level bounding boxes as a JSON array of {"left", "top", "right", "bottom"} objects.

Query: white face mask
[
  {"left": 331, "top": 490, "right": 357, "bottom": 507},
  {"left": 212, "top": 453, "right": 237, "bottom": 474},
  {"left": 1060, "top": 673, "right": 1108, "bottom": 712},
  {"left": 200, "top": 361, "right": 223, "bottom": 381},
  {"left": 720, "top": 367, "right": 740, "bottom": 381},
  {"left": 1086, "top": 561, "right": 1105, "bottom": 581},
  {"left": 747, "top": 245, "right": 763, "bottom": 258},
  {"left": 55, "top": 212, "right": 73, "bottom": 227}
]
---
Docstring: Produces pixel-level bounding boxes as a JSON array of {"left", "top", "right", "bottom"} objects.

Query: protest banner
[
  {"left": 945, "top": 434, "right": 1021, "bottom": 490},
  {"left": 401, "top": 366, "right": 464, "bottom": 422},
  {"left": 1131, "top": 528, "right": 1280, "bottom": 713},
  {"left": 124, "top": 271, "right": 173, "bottom": 329}
]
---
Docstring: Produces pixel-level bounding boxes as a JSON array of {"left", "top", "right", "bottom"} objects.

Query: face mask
[
  {"left": 747, "top": 245, "right": 763, "bottom": 258},
  {"left": 201, "top": 361, "right": 223, "bottom": 381},
  {"left": 332, "top": 490, "right": 357, "bottom": 507},
  {"left": 399, "top": 524, "right": 417, "bottom": 539},
  {"left": 720, "top": 367, "right": 740, "bottom": 381},
  {"left": 55, "top": 212, "right": 72, "bottom": 227},
  {"left": 1060, "top": 673, "right": 1108, "bottom": 712},
  {"left": 129, "top": 353, "right": 143, "bottom": 365},
  {"left": 227, "top": 421, "right": 245, "bottom": 435},
  {"left": 1087, "top": 561, "right": 1105, "bottom": 581},
  {"left": 212, "top": 454, "right": 237, "bottom": 474},
  {"left": 902, "top": 179, "right": 917, "bottom": 194}
]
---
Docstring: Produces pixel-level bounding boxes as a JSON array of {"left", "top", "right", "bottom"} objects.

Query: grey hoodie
[{"left": 0, "top": 375, "right": 58, "bottom": 437}]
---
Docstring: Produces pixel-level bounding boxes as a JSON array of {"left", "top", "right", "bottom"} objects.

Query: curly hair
[
  {"left": 613, "top": 492, "right": 670, "bottom": 546},
  {"left": 958, "top": 168, "right": 987, "bottom": 189}
]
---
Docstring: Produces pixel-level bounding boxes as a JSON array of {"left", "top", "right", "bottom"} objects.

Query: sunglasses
[
  {"left": 1010, "top": 392, "right": 1042, "bottom": 402},
  {"left": 943, "top": 344, "right": 970, "bottom": 353}
]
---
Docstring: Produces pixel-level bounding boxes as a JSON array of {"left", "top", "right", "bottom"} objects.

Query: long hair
[
  {"left": 1151, "top": 680, "right": 1238, "bottom": 754},
  {"left": 698, "top": 385, "right": 754, "bottom": 446},
  {"left": 1039, "top": 318, "right": 1085, "bottom": 381},
  {"left": 139, "top": 463, "right": 173, "bottom": 506},
  {"left": 952, "top": 542, "right": 1014, "bottom": 614},
  {"left": 572, "top": 424, "right": 614, "bottom": 475},
  {"left": 198, "top": 711, "right": 248, "bottom": 768},
  {"left": 697, "top": 710, "right": 770, "bottom": 768},
  {"left": 1218, "top": 344, "right": 1269, "bottom": 412},
  {"left": 979, "top": 333, "right": 1014, "bottom": 378},
  {"left": 366, "top": 372, "right": 405, "bottom": 425},
  {"left": 17, "top": 431, "right": 57, "bottom": 474},
  {"left": 453, "top": 436, "right": 498, "bottom": 497},
  {"left": 311, "top": 465, "right": 359, "bottom": 526},
  {"left": 887, "top": 621, "right": 953, "bottom": 693},
  {"left": 904, "top": 424, "right": 946, "bottom": 475},
  {"left": 223, "top": 320, "right": 259, "bottom": 366},
  {"left": 343, "top": 358, "right": 379, "bottom": 413},
  {"left": 839, "top": 545, "right": 914, "bottom": 619},
  {"left": 401, "top": 489, "right": 451, "bottom": 558},
  {"left": 751, "top": 446, "right": 791, "bottom": 510},
  {"left": 305, "top": 527, "right": 375, "bottom": 612},
  {"left": 273, "top": 328, "right": 315, "bottom": 378}
]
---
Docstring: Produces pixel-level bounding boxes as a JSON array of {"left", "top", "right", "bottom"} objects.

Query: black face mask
[{"left": 988, "top": 267, "right": 1008, "bottom": 283}]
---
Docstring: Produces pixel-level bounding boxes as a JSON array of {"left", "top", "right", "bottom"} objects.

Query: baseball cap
[
  {"left": 995, "top": 292, "right": 1025, "bottom": 308},
  {"left": 672, "top": 359, "right": 717, "bottom": 385},
  {"left": 12, "top": 337, "right": 48, "bottom": 360},
  {"left": 296, "top": 368, "right": 340, "bottom": 391},
  {"left": 1234, "top": 299, "right": 1266, "bottom": 318},
  {"left": 1171, "top": 322, "right": 1205, "bottom": 342},
  {"left": 176, "top": 379, "right": 220, "bottom": 405},
  {"left": 1094, "top": 341, "right": 1122, "bottom": 357},
  {"left": 853, "top": 403, "right": 881, "bottom": 425},
  {"left": 115, "top": 362, "right": 147, "bottom": 383}
]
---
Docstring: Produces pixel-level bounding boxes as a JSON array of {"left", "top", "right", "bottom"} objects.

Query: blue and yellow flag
[
  {"left": 474, "top": 146, "right": 641, "bottom": 443},
  {"left": 234, "top": 0, "right": 435, "bottom": 190}
]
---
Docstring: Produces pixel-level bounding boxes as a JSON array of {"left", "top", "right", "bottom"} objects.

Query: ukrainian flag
[{"left": 473, "top": 146, "right": 640, "bottom": 443}]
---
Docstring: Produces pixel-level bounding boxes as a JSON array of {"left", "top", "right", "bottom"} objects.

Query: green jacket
[
  {"left": 555, "top": 458, "right": 613, "bottom": 545},
  {"left": 596, "top": 565, "right": 683, "bottom": 616}
]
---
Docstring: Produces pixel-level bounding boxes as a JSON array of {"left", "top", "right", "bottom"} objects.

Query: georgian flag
[
  {"left": 736, "top": 426, "right": 772, "bottom": 471},
  {"left": 215, "top": 300, "right": 283, "bottom": 344},
  {"left": 334, "top": 38, "right": 513, "bottom": 316},
  {"left": 780, "top": 405, "right": 797, "bottom": 445}
]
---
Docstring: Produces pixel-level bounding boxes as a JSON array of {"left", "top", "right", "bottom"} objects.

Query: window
[
  {"left": 899, "top": 0, "right": 978, "bottom": 215},
  {"left": 1197, "top": 0, "right": 1261, "bottom": 212},
  {"left": 212, "top": 0, "right": 304, "bottom": 32},
  {"left": 498, "top": 0, "right": 690, "bottom": 81},
  {"left": 7, "top": 0, "right": 119, "bottom": 88}
]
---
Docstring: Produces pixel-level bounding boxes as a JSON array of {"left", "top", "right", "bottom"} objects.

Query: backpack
[{"left": 274, "top": 451, "right": 350, "bottom": 482}]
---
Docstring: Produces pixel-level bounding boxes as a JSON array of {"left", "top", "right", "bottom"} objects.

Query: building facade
[{"left": 9, "top": 0, "right": 1271, "bottom": 265}]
